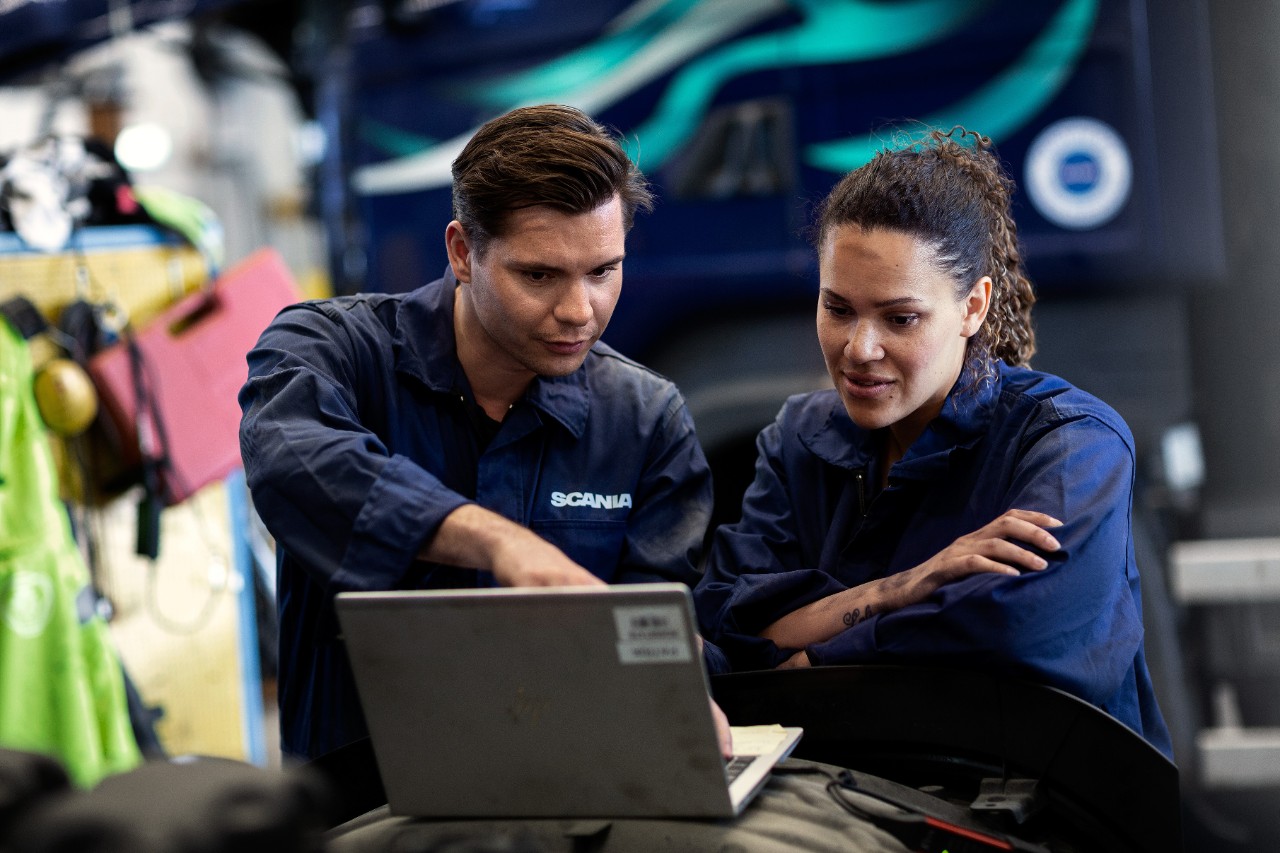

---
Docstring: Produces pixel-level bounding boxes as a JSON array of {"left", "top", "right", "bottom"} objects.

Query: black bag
[{"left": 1, "top": 752, "right": 331, "bottom": 853}]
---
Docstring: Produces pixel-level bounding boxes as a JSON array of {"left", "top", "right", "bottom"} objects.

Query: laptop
[{"left": 334, "top": 583, "right": 802, "bottom": 819}]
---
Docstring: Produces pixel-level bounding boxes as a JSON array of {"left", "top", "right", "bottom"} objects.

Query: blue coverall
[
  {"left": 695, "top": 362, "right": 1173, "bottom": 759},
  {"left": 239, "top": 271, "right": 713, "bottom": 759}
]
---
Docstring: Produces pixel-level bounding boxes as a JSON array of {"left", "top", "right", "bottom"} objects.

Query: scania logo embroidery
[{"left": 550, "top": 491, "right": 633, "bottom": 510}]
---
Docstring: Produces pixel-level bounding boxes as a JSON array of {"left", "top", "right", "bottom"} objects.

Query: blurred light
[
  {"left": 1162, "top": 422, "right": 1205, "bottom": 493},
  {"left": 114, "top": 122, "right": 173, "bottom": 171},
  {"left": 295, "top": 120, "right": 327, "bottom": 167}
]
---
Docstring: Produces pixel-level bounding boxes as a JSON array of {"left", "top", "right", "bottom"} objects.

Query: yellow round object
[{"left": 33, "top": 358, "right": 99, "bottom": 437}]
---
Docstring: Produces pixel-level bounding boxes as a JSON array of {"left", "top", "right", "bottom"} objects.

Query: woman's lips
[{"left": 842, "top": 373, "right": 894, "bottom": 399}]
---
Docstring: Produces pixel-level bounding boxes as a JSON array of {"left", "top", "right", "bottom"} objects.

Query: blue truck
[{"left": 330, "top": 0, "right": 1222, "bottom": 523}]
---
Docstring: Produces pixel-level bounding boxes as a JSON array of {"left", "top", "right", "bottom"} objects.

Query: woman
[{"left": 694, "top": 127, "right": 1172, "bottom": 758}]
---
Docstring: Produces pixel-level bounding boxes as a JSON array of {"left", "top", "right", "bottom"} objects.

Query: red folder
[{"left": 88, "top": 248, "right": 301, "bottom": 504}]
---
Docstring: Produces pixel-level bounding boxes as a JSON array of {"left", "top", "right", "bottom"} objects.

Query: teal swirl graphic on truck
[{"left": 353, "top": 0, "right": 1097, "bottom": 195}]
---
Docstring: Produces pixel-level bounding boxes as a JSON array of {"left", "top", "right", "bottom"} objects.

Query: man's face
[{"left": 449, "top": 196, "right": 626, "bottom": 383}]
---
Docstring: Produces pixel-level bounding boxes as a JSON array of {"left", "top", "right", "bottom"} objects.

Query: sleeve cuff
[
  {"left": 336, "top": 454, "right": 471, "bottom": 592},
  {"left": 805, "top": 618, "right": 879, "bottom": 666}
]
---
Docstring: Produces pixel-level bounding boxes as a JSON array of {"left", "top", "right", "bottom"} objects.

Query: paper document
[{"left": 730, "top": 724, "right": 793, "bottom": 756}]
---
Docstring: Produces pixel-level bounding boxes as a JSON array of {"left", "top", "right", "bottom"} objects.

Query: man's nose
[{"left": 555, "top": 280, "right": 594, "bottom": 327}]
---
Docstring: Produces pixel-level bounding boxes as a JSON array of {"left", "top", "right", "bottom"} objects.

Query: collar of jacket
[
  {"left": 390, "top": 268, "right": 591, "bottom": 439},
  {"left": 800, "top": 364, "right": 1002, "bottom": 479}
]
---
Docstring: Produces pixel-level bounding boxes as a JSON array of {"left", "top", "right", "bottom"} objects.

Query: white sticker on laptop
[{"left": 613, "top": 605, "right": 692, "bottom": 664}]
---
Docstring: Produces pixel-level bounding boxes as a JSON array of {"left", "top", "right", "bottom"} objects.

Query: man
[{"left": 239, "top": 105, "right": 714, "bottom": 761}]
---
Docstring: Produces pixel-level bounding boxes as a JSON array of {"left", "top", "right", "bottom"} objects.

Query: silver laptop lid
[{"left": 336, "top": 583, "right": 746, "bottom": 818}]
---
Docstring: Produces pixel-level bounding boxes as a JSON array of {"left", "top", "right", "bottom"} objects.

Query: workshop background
[{"left": 0, "top": 1, "right": 1277, "bottom": 850}]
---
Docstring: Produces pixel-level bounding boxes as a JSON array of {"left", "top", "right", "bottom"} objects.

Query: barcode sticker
[{"left": 613, "top": 605, "right": 692, "bottom": 664}]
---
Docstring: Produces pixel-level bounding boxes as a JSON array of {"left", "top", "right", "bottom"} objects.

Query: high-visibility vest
[{"left": 0, "top": 319, "right": 141, "bottom": 787}]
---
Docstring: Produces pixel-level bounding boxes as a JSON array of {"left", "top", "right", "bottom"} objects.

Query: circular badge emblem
[{"left": 1024, "top": 117, "right": 1132, "bottom": 230}]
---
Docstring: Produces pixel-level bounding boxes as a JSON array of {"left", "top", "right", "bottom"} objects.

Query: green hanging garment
[{"left": 0, "top": 318, "right": 141, "bottom": 787}]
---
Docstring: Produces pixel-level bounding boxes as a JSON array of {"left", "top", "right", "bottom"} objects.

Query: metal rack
[
  {"left": 1170, "top": 536, "right": 1280, "bottom": 787},
  {"left": 1, "top": 225, "right": 265, "bottom": 765}
]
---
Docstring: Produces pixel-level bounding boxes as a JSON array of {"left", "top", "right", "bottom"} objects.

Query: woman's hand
[
  {"left": 761, "top": 508, "right": 1062, "bottom": 651},
  {"left": 886, "top": 508, "right": 1062, "bottom": 607}
]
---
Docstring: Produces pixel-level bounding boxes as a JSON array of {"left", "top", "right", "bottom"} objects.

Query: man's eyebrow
[
  {"left": 508, "top": 254, "right": 626, "bottom": 272},
  {"left": 507, "top": 258, "right": 564, "bottom": 272}
]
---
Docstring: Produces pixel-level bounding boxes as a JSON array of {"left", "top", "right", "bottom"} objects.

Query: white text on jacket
[{"left": 550, "top": 491, "right": 633, "bottom": 509}]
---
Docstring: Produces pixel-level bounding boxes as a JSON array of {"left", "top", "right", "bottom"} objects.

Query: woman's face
[{"left": 817, "top": 225, "right": 990, "bottom": 452}]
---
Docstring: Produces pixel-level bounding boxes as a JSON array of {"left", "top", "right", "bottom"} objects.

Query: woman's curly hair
[{"left": 813, "top": 127, "right": 1036, "bottom": 387}]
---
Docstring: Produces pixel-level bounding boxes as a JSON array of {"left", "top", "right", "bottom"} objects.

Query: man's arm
[
  {"left": 243, "top": 306, "right": 605, "bottom": 593},
  {"left": 421, "top": 504, "right": 603, "bottom": 587},
  {"left": 240, "top": 304, "right": 470, "bottom": 593}
]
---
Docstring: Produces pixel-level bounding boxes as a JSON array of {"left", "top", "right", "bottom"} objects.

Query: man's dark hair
[{"left": 451, "top": 104, "right": 653, "bottom": 254}]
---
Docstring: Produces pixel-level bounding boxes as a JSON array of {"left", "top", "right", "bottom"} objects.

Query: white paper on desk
[{"left": 730, "top": 724, "right": 792, "bottom": 756}]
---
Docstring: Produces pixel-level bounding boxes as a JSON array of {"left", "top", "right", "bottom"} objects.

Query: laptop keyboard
[{"left": 723, "top": 755, "right": 754, "bottom": 784}]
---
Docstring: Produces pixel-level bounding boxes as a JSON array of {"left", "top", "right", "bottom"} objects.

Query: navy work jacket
[
  {"left": 695, "top": 363, "right": 1173, "bottom": 759},
  {"left": 239, "top": 272, "right": 712, "bottom": 760}
]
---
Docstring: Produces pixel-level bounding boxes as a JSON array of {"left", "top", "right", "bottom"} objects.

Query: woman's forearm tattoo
[{"left": 842, "top": 606, "right": 872, "bottom": 627}]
